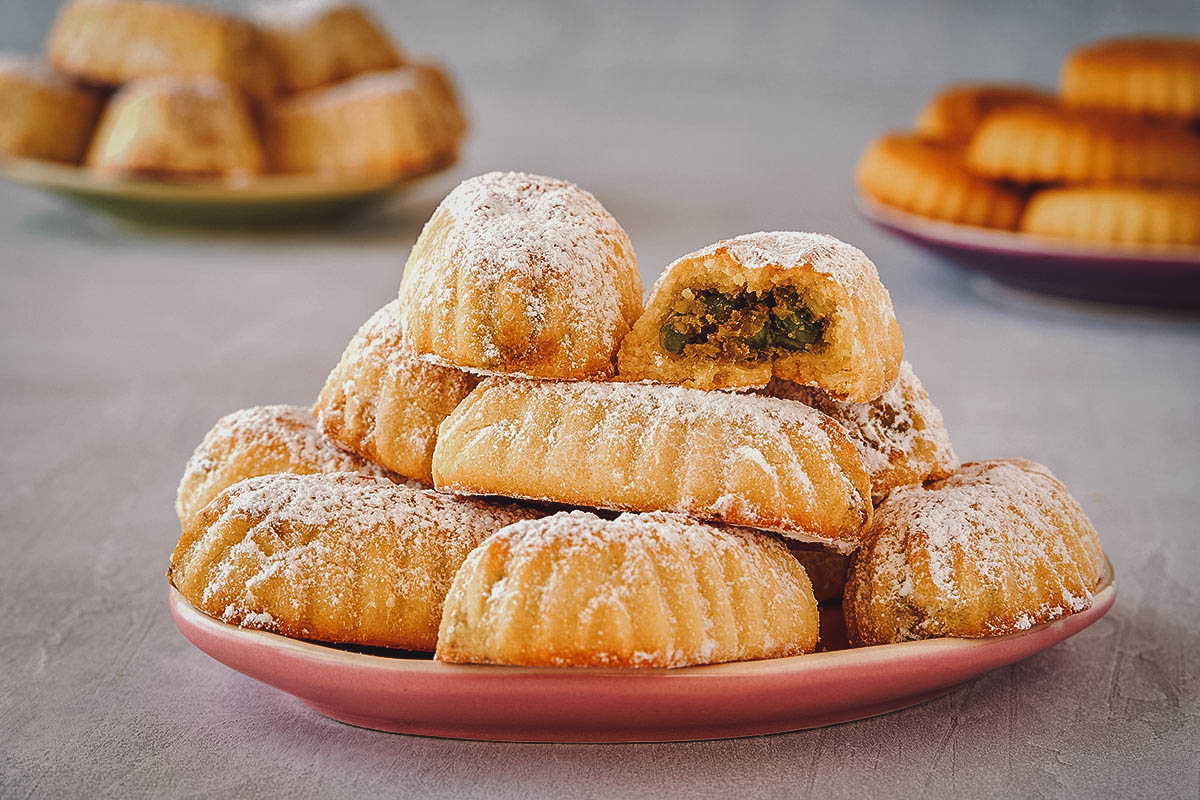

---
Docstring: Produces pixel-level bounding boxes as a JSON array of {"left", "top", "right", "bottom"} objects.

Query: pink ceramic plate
[
  {"left": 168, "top": 557, "right": 1115, "bottom": 742},
  {"left": 858, "top": 195, "right": 1200, "bottom": 308}
]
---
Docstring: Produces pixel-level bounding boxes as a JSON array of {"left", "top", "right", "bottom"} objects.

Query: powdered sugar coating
[
  {"left": 170, "top": 472, "right": 542, "bottom": 649},
  {"left": 436, "top": 510, "right": 819, "bottom": 668},
  {"left": 844, "top": 459, "right": 1105, "bottom": 644},
  {"left": 398, "top": 172, "right": 642, "bottom": 379},
  {"left": 433, "top": 378, "right": 872, "bottom": 550},
  {"left": 175, "top": 404, "right": 401, "bottom": 524},
  {"left": 766, "top": 361, "right": 957, "bottom": 502}
]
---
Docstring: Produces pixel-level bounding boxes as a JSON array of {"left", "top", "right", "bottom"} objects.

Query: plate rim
[
  {"left": 0, "top": 154, "right": 448, "bottom": 204},
  {"left": 857, "top": 193, "right": 1200, "bottom": 266},
  {"left": 167, "top": 553, "right": 1116, "bottom": 680}
]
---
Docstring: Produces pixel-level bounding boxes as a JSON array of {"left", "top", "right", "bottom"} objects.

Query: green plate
[{"left": 1, "top": 156, "right": 452, "bottom": 226}]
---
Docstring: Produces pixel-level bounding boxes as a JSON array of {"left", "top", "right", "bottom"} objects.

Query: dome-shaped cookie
[
  {"left": 0, "top": 54, "right": 102, "bottom": 163},
  {"left": 616, "top": 232, "right": 902, "bottom": 402},
  {"left": 251, "top": 0, "right": 402, "bottom": 93},
  {"left": 47, "top": 0, "right": 277, "bottom": 100},
  {"left": 965, "top": 105, "right": 1200, "bottom": 185},
  {"left": 436, "top": 510, "right": 820, "bottom": 668},
  {"left": 856, "top": 134, "right": 1026, "bottom": 229},
  {"left": 433, "top": 378, "right": 872, "bottom": 551},
  {"left": 915, "top": 83, "right": 1056, "bottom": 144},
  {"left": 843, "top": 459, "right": 1105, "bottom": 645},
  {"left": 765, "top": 360, "right": 958, "bottom": 504},
  {"left": 398, "top": 172, "right": 643, "bottom": 380},
  {"left": 262, "top": 64, "right": 464, "bottom": 177},
  {"left": 86, "top": 77, "right": 265, "bottom": 179},
  {"left": 316, "top": 300, "right": 480, "bottom": 484},
  {"left": 175, "top": 404, "right": 399, "bottom": 525},
  {"left": 1020, "top": 186, "right": 1200, "bottom": 247},
  {"left": 1061, "top": 37, "right": 1200, "bottom": 120},
  {"left": 169, "top": 472, "right": 542, "bottom": 650}
]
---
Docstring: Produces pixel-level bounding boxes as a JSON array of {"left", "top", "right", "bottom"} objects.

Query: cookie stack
[
  {"left": 857, "top": 36, "right": 1200, "bottom": 247},
  {"left": 169, "top": 171, "right": 1106, "bottom": 668},
  {"left": 0, "top": 0, "right": 464, "bottom": 181}
]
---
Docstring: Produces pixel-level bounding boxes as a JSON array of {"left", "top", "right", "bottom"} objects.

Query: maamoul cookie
[
  {"left": 46, "top": 0, "right": 277, "bottom": 100},
  {"left": 433, "top": 378, "right": 872, "bottom": 551},
  {"left": 783, "top": 541, "right": 850, "bottom": 604},
  {"left": 965, "top": 105, "right": 1200, "bottom": 185},
  {"left": 843, "top": 459, "right": 1105, "bottom": 645},
  {"left": 169, "top": 472, "right": 542, "bottom": 650},
  {"left": 262, "top": 64, "right": 464, "bottom": 176},
  {"left": 616, "top": 232, "right": 902, "bottom": 402},
  {"left": 175, "top": 404, "right": 398, "bottom": 525},
  {"left": 765, "top": 360, "right": 957, "bottom": 504},
  {"left": 915, "top": 83, "right": 1056, "bottom": 143},
  {"left": 315, "top": 300, "right": 480, "bottom": 484},
  {"left": 0, "top": 55, "right": 102, "bottom": 163},
  {"left": 1020, "top": 186, "right": 1200, "bottom": 247},
  {"left": 436, "top": 510, "right": 819, "bottom": 668},
  {"left": 856, "top": 133, "right": 1026, "bottom": 230},
  {"left": 1061, "top": 37, "right": 1200, "bottom": 120},
  {"left": 251, "top": 0, "right": 402, "bottom": 93},
  {"left": 398, "top": 172, "right": 643, "bottom": 380},
  {"left": 86, "top": 77, "right": 265, "bottom": 179}
]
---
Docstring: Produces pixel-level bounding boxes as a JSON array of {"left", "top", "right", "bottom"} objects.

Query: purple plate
[{"left": 858, "top": 196, "right": 1200, "bottom": 308}]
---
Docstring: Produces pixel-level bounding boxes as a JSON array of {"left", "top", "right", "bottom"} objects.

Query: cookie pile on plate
[
  {"left": 857, "top": 36, "right": 1200, "bottom": 247},
  {"left": 169, "top": 171, "right": 1106, "bottom": 668},
  {"left": 0, "top": 0, "right": 464, "bottom": 182}
]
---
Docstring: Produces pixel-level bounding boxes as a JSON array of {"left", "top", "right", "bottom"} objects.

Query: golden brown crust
[
  {"left": 262, "top": 63, "right": 465, "bottom": 176},
  {"left": 0, "top": 55, "right": 103, "bottom": 163},
  {"left": 965, "top": 104, "right": 1200, "bottom": 185},
  {"left": 616, "top": 232, "right": 902, "bottom": 402},
  {"left": 85, "top": 77, "right": 265, "bottom": 179},
  {"left": 169, "top": 472, "right": 542, "bottom": 650},
  {"left": 251, "top": 0, "right": 402, "bottom": 93},
  {"left": 175, "top": 404, "right": 399, "bottom": 526},
  {"left": 1061, "top": 37, "right": 1200, "bottom": 119},
  {"left": 398, "top": 172, "right": 642, "bottom": 380},
  {"left": 315, "top": 301, "right": 480, "bottom": 484},
  {"left": 856, "top": 133, "right": 1026, "bottom": 229},
  {"left": 843, "top": 459, "right": 1105, "bottom": 646},
  {"left": 46, "top": 0, "right": 278, "bottom": 100},
  {"left": 436, "top": 511, "right": 819, "bottom": 668},
  {"left": 764, "top": 361, "right": 957, "bottom": 504},
  {"left": 915, "top": 83, "right": 1056, "bottom": 144},
  {"left": 432, "top": 378, "right": 872, "bottom": 551},
  {"left": 1020, "top": 185, "right": 1200, "bottom": 247}
]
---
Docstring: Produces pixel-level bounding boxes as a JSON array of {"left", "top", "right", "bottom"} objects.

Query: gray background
[{"left": 2, "top": 1, "right": 1199, "bottom": 798}]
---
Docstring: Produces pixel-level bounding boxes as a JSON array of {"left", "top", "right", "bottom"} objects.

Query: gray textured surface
[{"left": 2, "top": 1, "right": 1199, "bottom": 798}]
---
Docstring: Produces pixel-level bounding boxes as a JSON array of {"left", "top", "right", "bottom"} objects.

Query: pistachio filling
[{"left": 658, "top": 287, "right": 827, "bottom": 361}]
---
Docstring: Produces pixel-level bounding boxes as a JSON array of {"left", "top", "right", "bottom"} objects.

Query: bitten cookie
[
  {"left": 175, "top": 404, "right": 399, "bottom": 525},
  {"left": 397, "top": 172, "right": 643, "bottom": 380},
  {"left": 436, "top": 510, "right": 820, "bottom": 668},
  {"left": 843, "top": 459, "right": 1105, "bottom": 645},
  {"left": 856, "top": 133, "right": 1026, "bottom": 230},
  {"left": 965, "top": 104, "right": 1200, "bottom": 185},
  {"left": 1020, "top": 186, "right": 1200, "bottom": 247},
  {"left": 315, "top": 300, "right": 480, "bottom": 484},
  {"left": 433, "top": 378, "right": 872, "bottom": 551},
  {"left": 0, "top": 54, "right": 102, "bottom": 163},
  {"left": 1061, "top": 37, "right": 1200, "bottom": 120},
  {"left": 169, "top": 472, "right": 542, "bottom": 650},
  {"left": 617, "top": 231, "right": 902, "bottom": 402},
  {"left": 765, "top": 360, "right": 957, "bottom": 504}
]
